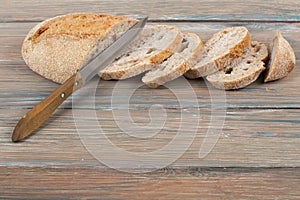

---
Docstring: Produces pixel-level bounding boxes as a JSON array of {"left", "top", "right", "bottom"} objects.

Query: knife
[{"left": 12, "top": 17, "right": 148, "bottom": 142}]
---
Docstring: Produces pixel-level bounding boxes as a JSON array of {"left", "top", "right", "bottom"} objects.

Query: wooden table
[{"left": 1, "top": 0, "right": 300, "bottom": 199}]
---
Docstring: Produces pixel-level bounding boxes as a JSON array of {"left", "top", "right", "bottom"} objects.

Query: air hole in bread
[
  {"left": 243, "top": 68, "right": 249, "bottom": 70},
  {"left": 162, "top": 57, "right": 168, "bottom": 62},
  {"left": 36, "top": 27, "right": 49, "bottom": 37},
  {"left": 177, "top": 42, "right": 189, "bottom": 53},
  {"left": 246, "top": 60, "right": 252, "bottom": 64},
  {"left": 114, "top": 56, "right": 121, "bottom": 61},
  {"left": 146, "top": 48, "right": 156, "bottom": 54},
  {"left": 225, "top": 67, "right": 233, "bottom": 74},
  {"left": 254, "top": 46, "right": 261, "bottom": 52}
]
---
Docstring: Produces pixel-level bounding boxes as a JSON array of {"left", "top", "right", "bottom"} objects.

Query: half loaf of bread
[
  {"left": 206, "top": 41, "right": 268, "bottom": 90},
  {"left": 264, "top": 31, "right": 296, "bottom": 82},
  {"left": 142, "top": 32, "right": 204, "bottom": 88},
  {"left": 99, "top": 25, "right": 183, "bottom": 80},
  {"left": 184, "top": 26, "right": 251, "bottom": 79},
  {"left": 22, "top": 13, "right": 137, "bottom": 84}
]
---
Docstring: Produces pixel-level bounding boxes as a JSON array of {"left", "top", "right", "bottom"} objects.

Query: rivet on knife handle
[{"left": 12, "top": 74, "right": 83, "bottom": 142}]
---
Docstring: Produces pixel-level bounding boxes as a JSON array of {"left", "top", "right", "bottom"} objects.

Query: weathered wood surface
[
  {"left": 1, "top": 167, "right": 299, "bottom": 199},
  {"left": 1, "top": 108, "right": 300, "bottom": 168},
  {"left": 1, "top": 0, "right": 300, "bottom": 22},
  {"left": 1, "top": 0, "right": 300, "bottom": 199}
]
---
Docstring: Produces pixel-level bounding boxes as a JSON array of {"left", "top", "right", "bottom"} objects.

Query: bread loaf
[
  {"left": 142, "top": 32, "right": 204, "bottom": 88},
  {"left": 206, "top": 41, "right": 268, "bottom": 90},
  {"left": 22, "top": 14, "right": 296, "bottom": 91},
  {"left": 22, "top": 13, "right": 137, "bottom": 83},
  {"left": 264, "top": 31, "right": 296, "bottom": 82},
  {"left": 99, "top": 25, "right": 183, "bottom": 80},
  {"left": 184, "top": 26, "right": 251, "bottom": 79}
]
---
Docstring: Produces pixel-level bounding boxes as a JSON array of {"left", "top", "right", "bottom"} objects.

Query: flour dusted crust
[
  {"left": 22, "top": 13, "right": 137, "bottom": 83},
  {"left": 264, "top": 31, "right": 296, "bottom": 82}
]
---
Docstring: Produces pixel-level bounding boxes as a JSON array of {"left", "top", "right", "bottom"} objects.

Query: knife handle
[{"left": 12, "top": 74, "right": 83, "bottom": 142}]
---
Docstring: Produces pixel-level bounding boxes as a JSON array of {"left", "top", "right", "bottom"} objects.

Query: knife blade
[{"left": 12, "top": 17, "right": 148, "bottom": 142}]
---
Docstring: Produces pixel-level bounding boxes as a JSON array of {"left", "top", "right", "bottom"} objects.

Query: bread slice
[
  {"left": 99, "top": 25, "right": 183, "bottom": 80},
  {"left": 142, "top": 32, "right": 204, "bottom": 88},
  {"left": 264, "top": 31, "right": 296, "bottom": 82},
  {"left": 22, "top": 13, "right": 137, "bottom": 84},
  {"left": 206, "top": 41, "right": 268, "bottom": 90},
  {"left": 184, "top": 26, "right": 251, "bottom": 79}
]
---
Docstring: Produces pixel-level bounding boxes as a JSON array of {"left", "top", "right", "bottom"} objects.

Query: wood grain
[
  {"left": 0, "top": 167, "right": 299, "bottom": 199},
  {"left": 1, "top": 0, "right": 300, "bottom": 22},
  {"left": 1, "top": 108, "right": 299, "bottom": 168},
  {"left": 1, "top": 0, "right": 300, "bottom": 198},
  {"left": 12, "top": 74, "right": 82, "bottom": 142}
]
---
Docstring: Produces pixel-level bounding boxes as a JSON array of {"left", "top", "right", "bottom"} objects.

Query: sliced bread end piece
[
  {"left": 206, "top": 41, "right": 268, "bottom": 90},
  {"left": 22, "top": 13, "right": 137, "bottom": 84},
  {"left": 99, "top": 25, "right": 183, "bottom": 80},
  {"left": 264, "top": 31, "right": 296, "bottom": 82},
  {"left": 142, "top": 32, "right": 204, "bottom": 88},
  {"left": 184, "top": 26, "right": 251, "bottom": 79}
]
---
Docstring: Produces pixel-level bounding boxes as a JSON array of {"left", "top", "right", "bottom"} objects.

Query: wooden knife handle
[{"left": 12, "top": 74, "right": 83, "bottom": 142}]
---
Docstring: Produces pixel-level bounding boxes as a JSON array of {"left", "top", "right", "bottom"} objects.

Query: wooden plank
[
  {"left": 1, "top": 0, "right": 300, "bottom": 22},
  {"left": 0, "top": 166, "right": 299, "bottom": 199},
  {"left": 0, "top": 22, "right": 299, "bottom": 109},
  {"left": 1, "top": 0, "right": 299, "bottom": 198},
  {"left": 1, "top": 108, "right": 299, "bottom": 168}
]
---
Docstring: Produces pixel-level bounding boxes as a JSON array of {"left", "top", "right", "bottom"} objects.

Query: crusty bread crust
[
  {"left": 264, "top": 31, "right": 296, "bottom": 82},
  {"left": 22, "top": 13, "right": 137, "bottom": 84},
  {"left": 142, "top": 32, "right": 204, "bottom": 88},
  {"left": 100, "top": 25, "right": 183, "bottom": 80},
  {"left": 184, "top": 26, "right": 251, "bottom": 79},
  {"left": 206, "top": 41, "right": 268, "bottom": 90}
]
